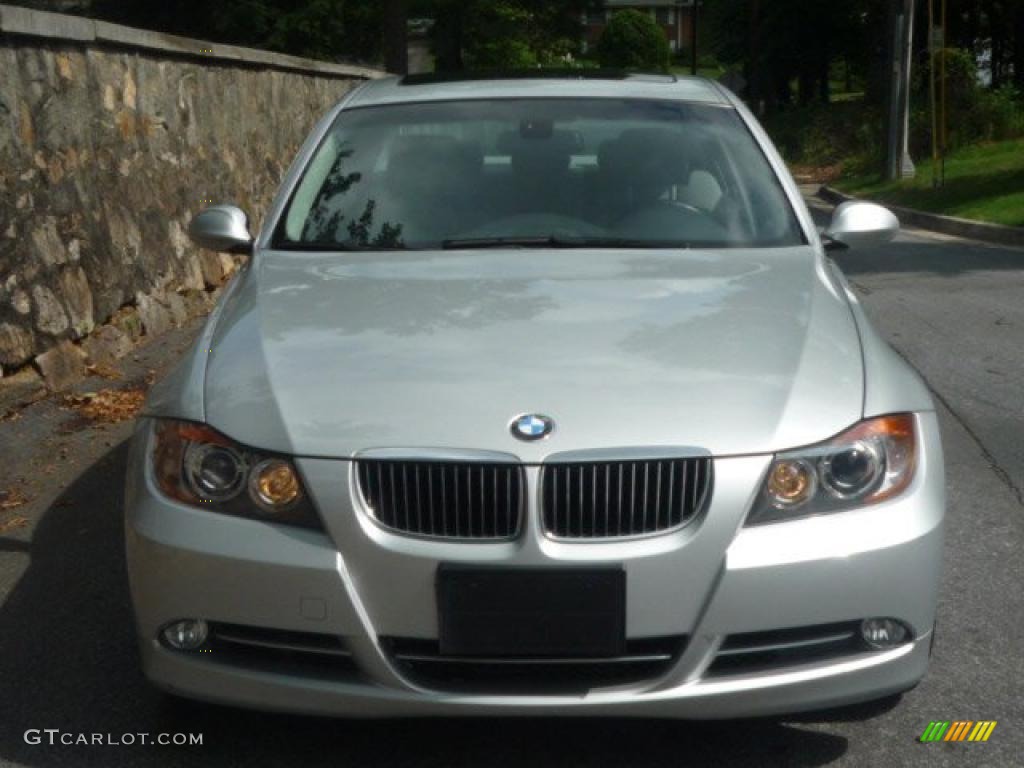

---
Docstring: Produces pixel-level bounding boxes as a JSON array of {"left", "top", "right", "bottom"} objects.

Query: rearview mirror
[
  {"left": 188, "top": 205, "right": 254, "bottom": 254},
  {"left": 823, "top": 201, "right": 899, "bottom": 250}
]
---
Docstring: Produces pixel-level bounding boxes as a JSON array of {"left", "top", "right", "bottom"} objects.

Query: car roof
[{"left": 345, "top": 72, "right": 730, "bottom": 109}]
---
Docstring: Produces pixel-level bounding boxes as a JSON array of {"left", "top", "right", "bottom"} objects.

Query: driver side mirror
[
  {"left": 823, "top": 201, "right": 899, "bottom": 251},
  {"left": 188, "top": 205, "right": 254, "bottom": 254}
]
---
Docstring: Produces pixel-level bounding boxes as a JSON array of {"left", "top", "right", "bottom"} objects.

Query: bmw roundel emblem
[{"left": 510, "top": 413, "right": 554, "bottom": 441}]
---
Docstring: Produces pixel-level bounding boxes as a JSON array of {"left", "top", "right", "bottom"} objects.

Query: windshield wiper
[
  {"left": 442, "top": 236, "right": 568, "bottom": 249},
  {"left": 441, "top": 235, "right": 695, "bottom": 250},
  {"left": 275, "top": 236, "right": 701, "bottom": 252},
  {"left": 271, "top": 241, "right": 417, "bottom": 252}
]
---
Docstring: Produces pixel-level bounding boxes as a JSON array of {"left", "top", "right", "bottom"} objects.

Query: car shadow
[
  {"left": 832, "top": 240, "right": 1024, "bottom": 277},
  {"left": 0, "top": 439, "right": 862, "bottom": 767}
]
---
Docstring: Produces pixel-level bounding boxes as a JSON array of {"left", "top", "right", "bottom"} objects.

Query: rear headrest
[
  {"left": 599, "top": 127, "right": 695, "bottom": 182},
  {"left": 385, "top": 135, "right": 482, "bottom": 193},
  {"left": 496, "top": 129, "right": 582, "bottom": 171}
]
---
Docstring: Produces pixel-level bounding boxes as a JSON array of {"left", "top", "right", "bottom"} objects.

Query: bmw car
[{"left": 125, "top": 73, "right": 945, "bottom": 718}]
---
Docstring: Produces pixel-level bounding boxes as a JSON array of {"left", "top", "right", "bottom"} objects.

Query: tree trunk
[
  {"left": 798, "top": 66, "right": 814, "bottom": 105},
  {"left": 1014, "top": 2, "right": 1024, "bottom": 90},
  {"left": 382, "top": 0, "right": 408, "bottom": 75},
  {"left": 819, "top": 51, "right": 831, "bottom": 103},
  {"left": 748, "top": 0, "right": 763, "bottom": 113},
  {"left": 986, "top": 0, "right": 1003, "bottom": 87},
  {"left": 432, "top": 2, "right": 466, "bottom": 72}
]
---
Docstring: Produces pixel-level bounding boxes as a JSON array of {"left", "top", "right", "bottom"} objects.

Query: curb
[{"left": 818, "top": 185, "right": 1024, "bottom": 248}]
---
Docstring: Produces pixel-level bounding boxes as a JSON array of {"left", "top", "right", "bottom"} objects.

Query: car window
[{"left": 274, "top": 98, "right": 804, "bottom": 250}]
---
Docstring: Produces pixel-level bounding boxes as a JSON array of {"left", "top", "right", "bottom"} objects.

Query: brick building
[{"left": 582, "top": 1, "right": 695, "bottom": 54}]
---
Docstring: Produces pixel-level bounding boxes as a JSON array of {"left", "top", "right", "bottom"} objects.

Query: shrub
[
  {"left": 974, "top": 85, "right": 1024, "bottom": 142},
  {"left": 464, "top": 39, "right": 537, "bottom": 70},
  {"left": 596, "top": 9, "right": 670, "bottom": 72},
  {"left": 536, "top": 37, "right": 587, "bottom": 68},
  {"left": 914, "top": 48, "right": 978, "bottom": 113},
  {"left": 762, "top": 102, "right": 884, "bottom": 170},
  {"left": 909, "top": 48, "right": 1024, "bottom": 151}
]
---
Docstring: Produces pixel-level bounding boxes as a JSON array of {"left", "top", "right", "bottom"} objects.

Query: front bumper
[{"left": 125, "top": 412, "right": 945, "bottom": 718}]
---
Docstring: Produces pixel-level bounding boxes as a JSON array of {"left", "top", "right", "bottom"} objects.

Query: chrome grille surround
[
  {"left": 382, "top": 635, "right": 688, "bottom": 694},
  {"left": 706, "top": 621, "right": 868, "bottom": 678},
  {"left": 200, "top": 623, "right": 360, "bottom": 681},
  {"left": 540, "top": 457, "right": 712, "bottom": 539},
  {"left": 354, "top": 459, "right": 525, "bottom": 540}
]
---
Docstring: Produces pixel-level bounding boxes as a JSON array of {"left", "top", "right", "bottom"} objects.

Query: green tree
[
  {"left": 87, "top": 0, "right": 384, "bottom": 62},
  {"left": 596, "top": 9, "right": 670, "bottom": 72},
  {"left": 705, "top": 0, "right": 869, "bottom": 110},
  {"left": 430, "top": 0, "right": 591, "bottom": 71}
]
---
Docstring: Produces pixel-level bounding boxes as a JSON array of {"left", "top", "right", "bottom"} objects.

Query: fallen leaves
[
  {"left": 0, "top": 514, "right": 29, "bottom": 534},
  {"left": 85, "top": 363, "right": 123, "bottom": 381},
  {"left": 62, "top": 388, "right": 146, "bottom": 424},
  {"left": 0, "top": 489, "right": 29, "bottom": 511}
]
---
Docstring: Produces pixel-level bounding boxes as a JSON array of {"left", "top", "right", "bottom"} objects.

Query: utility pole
[{"left": 886, "top": 0, "right": 916, "bottom": 180}]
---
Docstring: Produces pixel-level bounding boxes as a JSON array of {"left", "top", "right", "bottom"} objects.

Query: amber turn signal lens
[
  {"left": 152, "top": 420, "right": 241, "bottom": 504},
  {"left": 766, "top": 459, "right": 816, "bottom": 508},
  {"left": 844, "top": 413, "right": 917, "bottom": 504},
  {"left": 249, "top": 459, "right": 302, "bottom": 513},
  {"left": 152, "top": 420, "right": 196, "bottom": 504}
]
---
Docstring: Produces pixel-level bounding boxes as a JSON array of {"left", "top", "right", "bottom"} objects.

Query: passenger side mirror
[
  {"left": 188, "top": 205, "right": 254, "bottom": 254},
  {"left": 823, "top": 201, "right": 899, "bottom": 250}
]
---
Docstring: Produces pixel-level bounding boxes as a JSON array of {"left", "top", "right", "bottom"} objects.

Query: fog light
[
  {"left": 162, "top": 619, "right": 209, "bottom": 650},
  {"left": 861, "top": 617, "right": 908, "bottom": 649}
]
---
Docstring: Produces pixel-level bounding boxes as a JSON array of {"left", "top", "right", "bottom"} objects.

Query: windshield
[{"left": 274, "top": 98, "right": 804, "bottom": 251}]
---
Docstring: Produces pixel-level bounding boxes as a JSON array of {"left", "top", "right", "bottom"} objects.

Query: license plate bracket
[{"left": 437, "top": 566, "right": 626, "bottom": 657}]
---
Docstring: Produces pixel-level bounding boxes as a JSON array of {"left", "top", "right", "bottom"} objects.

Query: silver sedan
[{"left": 125, "top": 73, "right": 944, "bottom": 718}]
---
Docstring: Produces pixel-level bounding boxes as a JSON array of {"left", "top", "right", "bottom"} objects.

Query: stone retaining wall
[{"left": 0, "top": 4, "right": 382, "bottom": 376}]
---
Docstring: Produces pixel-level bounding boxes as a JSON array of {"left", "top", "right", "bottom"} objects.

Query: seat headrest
[
  {"left": 385, "top": 135, "right": 482, "bottom": 194},
  {"left": 496, "top": 129, "right": 582, "bottom": 171},
  {"left": 602, "top": 127, "right": 695, "bottom": 178}
]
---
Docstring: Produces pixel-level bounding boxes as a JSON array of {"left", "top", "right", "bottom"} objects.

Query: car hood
[{"left": 203, "top": 248, "right": 863, "bottom": 460}]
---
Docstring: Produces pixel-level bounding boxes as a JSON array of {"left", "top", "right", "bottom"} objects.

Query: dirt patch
[{"left": 790, "top": 163, "right": 843, "bottom": 185}]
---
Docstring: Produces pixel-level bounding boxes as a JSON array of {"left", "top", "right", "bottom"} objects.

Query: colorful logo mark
[{"left": 920, "top": 721, "right": 997, "bottom": 743}]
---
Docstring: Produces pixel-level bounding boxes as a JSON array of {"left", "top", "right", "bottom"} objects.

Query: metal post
[
  {"left": 886, "top": 0, "right": 916, "bottom": 180},
  {"left": 899, "top": 0, "right": 916, "bottom": 179}
]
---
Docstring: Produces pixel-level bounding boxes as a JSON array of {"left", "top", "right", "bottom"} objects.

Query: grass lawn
[{"left": 836, "top": 138, "right": 1024, "bottom": 228}]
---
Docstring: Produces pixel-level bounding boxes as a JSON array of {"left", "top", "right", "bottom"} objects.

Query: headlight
[
  {"left": 150, "top": 419, "right": 322, "bottom": 529},
  {"left": 748, "top": 414, "right": 917, "bottom": 525}
]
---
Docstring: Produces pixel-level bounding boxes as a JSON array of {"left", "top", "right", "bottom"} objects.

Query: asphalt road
[{"left": 0, "top": 201, "right": 1021, "bottom": 767}]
